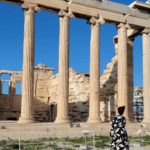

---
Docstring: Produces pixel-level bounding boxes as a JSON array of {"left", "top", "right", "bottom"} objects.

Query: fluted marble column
[
  {"left": 88, "top": 17, "right": 102, "bottom": 123},
  {"left": 55, "top": 10, "right": 70, "bottom": 123},
  {"left": 18, "top": 4, "right": 37, "bottom": 123},
  {"left": 142, "top": 28, "right": 150, "bottom": 123},
  {"left": 127, "top": 37, "right": 134, "bottom": 120},
  {"left": 118, "top": 23, "right": 130, "bottom": 119}
]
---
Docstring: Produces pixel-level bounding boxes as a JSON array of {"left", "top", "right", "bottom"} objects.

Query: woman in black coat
[{"left": 110, "top": 106, "right": 129, "bottom": 150}]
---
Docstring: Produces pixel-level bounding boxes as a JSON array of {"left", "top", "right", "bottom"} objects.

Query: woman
[{"left": 110, "top": 106, "right": 129, "bottom": 150}]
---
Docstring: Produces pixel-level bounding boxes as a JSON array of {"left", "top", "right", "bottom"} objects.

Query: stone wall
[
  {"left": 49, "top": 56, "right": 117, "bottom": 122},
  {"left": 0, "top": 56, "right": 117, "bottom": 122},
  {"left": 0, "top": 64, "right": 54, "bottom": 122},
  {"left": 0, "top": 95, "right": 21, "bottom": 120}
]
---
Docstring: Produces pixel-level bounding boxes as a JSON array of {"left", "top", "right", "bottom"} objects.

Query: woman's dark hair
[{"left": 118, "top": 106, "right": 125, "bottom": 115}]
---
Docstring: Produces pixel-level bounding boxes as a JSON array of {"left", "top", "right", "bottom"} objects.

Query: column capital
[
  {"left": 58, "top": 9, "right": 75, "bottom": 18},
  {"left": 142, "top": 28, "right": 150, "bottom": 34},
  {"left": 89, "top": 16, "right": 105, "bottom": 25},
  {"left": 118, "top": 23, "right": 131, "bottom": 30},
  {"left": 127, "top": 37, "right": 135, "bottom": 43},
  {"left": 22, "top": 3, "right": 40, "bottom": 12}
]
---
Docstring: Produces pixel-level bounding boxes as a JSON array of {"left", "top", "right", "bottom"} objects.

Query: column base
[
  {"left": 87, "top": 118, "right": 101, "bottom": 124},
  {"left": 142, "top": 118, "right": 150, "bottom": 123},
  {"left": 55, "top": 118, "right": 70, "bottom": 124},
  {"left": 18, "top": 117, "right": 34, "bottom": 123}
]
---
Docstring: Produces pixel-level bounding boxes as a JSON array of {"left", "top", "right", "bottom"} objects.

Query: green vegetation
[
  {"left": 129, "top": 135, "right": 150, "bottom": 147},
  {"left": 0, "top": 136, "right": 149, "bottom": 150}
]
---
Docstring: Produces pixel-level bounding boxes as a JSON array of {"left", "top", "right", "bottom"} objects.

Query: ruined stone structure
[
  {"left": 0, "top": 57, "right": 117, "bottom": 122},
  {"left": 0, "top": 65, "right": 54, "bottom": 122},
  {"left": 50, "top": 55, "right": 117, "bottom": 122},
  {"left": 0, "top": 0, "right": 150, "bottom": 124}
]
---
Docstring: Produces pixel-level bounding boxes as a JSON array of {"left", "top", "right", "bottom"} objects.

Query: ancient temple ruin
[
  {"left": 0, "top": 0, "right": 150, "bottom": 124},
  {"left": 0, "top": 58, "right": 117, "bottom": 122}
]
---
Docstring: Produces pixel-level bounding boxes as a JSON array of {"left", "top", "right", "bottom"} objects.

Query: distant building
[{"left": 133, "top": 87, "right": 143, "bottom": 121}]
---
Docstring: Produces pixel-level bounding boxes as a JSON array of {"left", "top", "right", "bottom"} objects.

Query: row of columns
[{"left": 18, "top": 3, "right": 150, "bottom": 124}]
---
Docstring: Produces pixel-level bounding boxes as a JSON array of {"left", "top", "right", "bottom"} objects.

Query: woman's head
[{"left": 118, "top": 106, "right": 125, "bottom": 115}]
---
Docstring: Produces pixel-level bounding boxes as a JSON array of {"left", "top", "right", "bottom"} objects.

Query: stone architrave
[
  {"left": 55, "top": 10, "right": 74, "bottom": 124},
  {"left": 18, "top": 4, "right": 39, "bottom": 123},
  {"left": 142, "top": 28, "right": 150, "bottom": 123},
  {"left": 117, "top": 23, "right": 131, "bottom": 120},
  {"left": 87, "top": 17, "right": 104, "bottom": 123}
]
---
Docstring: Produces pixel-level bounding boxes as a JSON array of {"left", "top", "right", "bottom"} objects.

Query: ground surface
[
  {"left": 0, "top": 121, "right": 149, "bottom": 149},
  {"left": 0, "top": 121, "right": 150, "bottom": 139}
]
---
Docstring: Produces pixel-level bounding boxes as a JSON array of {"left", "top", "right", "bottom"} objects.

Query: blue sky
[{"left": 0, "top": 0, "right": 145, "bottom": 88}]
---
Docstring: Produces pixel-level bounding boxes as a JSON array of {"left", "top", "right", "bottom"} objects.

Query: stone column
[
  {"left": 142, "top": 28, "right": 150, "bottom": 123},
  {"left": 117, "top": 23, "right": 131, "bottom": 120},
  {"left": 9, "top": 81, "right": 16, "bottom": 95},
  {"left": 0, "top": 74, "right": 2, "bottom": 94},
  {"left": 88, "top": 17, "right": 103, "bottom": 123},
  {"left": 127, "top": 37, "right": 134, "bottom": 120},
  {"left": 55, "top": 10, "right": 71, "bottom": 123},
  {"left": 9, "top": 74, "right": 16, "bottom": 95},
  {"left": 18, "top": 4, "right": 38, "bottom": 123}
]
